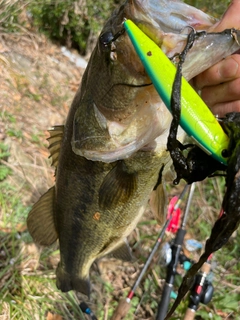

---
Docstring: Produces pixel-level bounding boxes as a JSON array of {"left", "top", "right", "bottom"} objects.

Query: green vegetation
[
  {"left": 184, "top": 0, "right": 231, "bottom": 17},
  {"left": 0, "top": 0, "right": 230, "bottom": 55},
  {"left": 0, "top": 142, "right": 11, "bottom": 181},
  {"left": 29, "top": 0, "right": 120, "bottom": 55},
  {"left": 0, "top": 233, "right": 85, "bottom": 319},
  {"left": 1, "top": 0, "right": 239, "bottom": 319},
  {"left": 0, "top": 0, "right": 120, "bottom": 55},
  {"left": 0, "top": 0, "right": 28, "bottom": 32}
]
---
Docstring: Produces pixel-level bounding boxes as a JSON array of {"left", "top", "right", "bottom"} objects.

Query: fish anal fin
[
  {"left": 27, "top": 186, "right": 58, "bottom": 246},
  {"left": 47, "top": 125, "right": 64, "bottom": 168},
  {"left": 99, "top": 161, "right": 137, "bottom": 210},
  {"left": 108, "top": 240, "right": 133, "bottom": 262}
]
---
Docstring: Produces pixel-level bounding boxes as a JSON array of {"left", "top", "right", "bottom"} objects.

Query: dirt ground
[{"left": 0, "top": 31, "right": 84, "bottom": 203}]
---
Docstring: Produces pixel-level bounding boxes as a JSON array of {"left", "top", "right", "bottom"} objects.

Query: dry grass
[{"left": 0, "top": 6, "right": 239, "bottom": 320}]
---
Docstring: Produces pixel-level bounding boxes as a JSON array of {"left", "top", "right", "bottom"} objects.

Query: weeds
[
  {"left": 0, "top": 0, "right": 28, "bottom": 32},
  {"left": 0, "top": 0, "right": 231, "bottom": 58},
  {"left": 0, "top": 142, "right": 11, "bottom": 181},
  {"left": 0, "top": 229, "right": 86, "bottom": 319},
  {"left": 184, "top": 0, "right": 231, "bottom": 16},
  {"left": 0, "top": 0, "right": 239, "bottom": 319},
  {"left": 28, "top": 0, "right": 120, "bottom": 55}
]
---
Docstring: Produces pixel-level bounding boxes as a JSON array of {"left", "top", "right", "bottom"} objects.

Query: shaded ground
[{"left": 0, "top": 30, "right": 239, "bottom": 320}]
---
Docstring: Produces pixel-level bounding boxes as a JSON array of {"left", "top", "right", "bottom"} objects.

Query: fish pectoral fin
[
  {"left": 27, "top": 186, "right": 58, "bottom": 246},
  {"left": 47, "top": 125, "right": 64, "bottom": 169},
  {"left": 108, "top": 240, "right": 133, "bottom": 262},
  {"left": 99, "top": 160, "right": 137, "bottom": 210}
]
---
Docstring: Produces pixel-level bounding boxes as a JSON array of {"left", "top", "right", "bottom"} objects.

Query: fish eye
[
  {"left": 99, "top": 31, "right": 114, "bottom": 48},
  {"left": 99, "top": 29, "right": 125, "bottom": 52}
]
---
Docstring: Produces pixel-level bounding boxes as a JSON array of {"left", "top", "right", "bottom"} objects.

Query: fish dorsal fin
[
  {"left": 47, "top": 125, "right": 64, "bottom": 168},
  {"left": 108, "top": 240, "right": 133, "bottom": 262},
  {"left": 27, "top": 186, "right": 58, "bottom": 246},
  {"left": 99, "top": 161, "right": 137, "bottom": 210}
]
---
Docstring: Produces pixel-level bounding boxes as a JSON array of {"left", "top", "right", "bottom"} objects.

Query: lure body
[{"left": 124, "top": 19, "right": 229, "bottom": 165}]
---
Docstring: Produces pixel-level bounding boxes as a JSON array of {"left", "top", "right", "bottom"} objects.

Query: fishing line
[
  {"left": 80, "top": 301, "right": 98, "bottom": 320},
  {"left": 156, "top": 183, "right": 195, "bottom": 320}
]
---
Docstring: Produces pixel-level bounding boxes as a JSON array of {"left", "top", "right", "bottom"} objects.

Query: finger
[
  {"left": 209, "top": 0, "right": 240, "bottom": 32},
  {"left": 210, "top": 100, "right": 240, "bottom": 117},
  {"left": 201, "top": 77, "right": 240, "bottom": 107},
  {"left": 193, "top": 54, "right": 240, "bottom": 89}
]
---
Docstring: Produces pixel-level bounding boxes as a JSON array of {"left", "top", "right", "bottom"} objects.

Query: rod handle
[
  {"left": 183, "top": 308, "right": 196, "bottom": 320},
  {"left": 201, "top": 262, "right": 211, "bottom": 274},
  {"left": 156, "top": 283, "right": 172, "bottom": 320},
  {"left": 110, "top": 299, "right": 131, "bottom": 320}
]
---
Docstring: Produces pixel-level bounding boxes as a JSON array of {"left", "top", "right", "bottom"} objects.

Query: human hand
[{"left": 192, "top": 0, "right": 240, "bottom": 117}]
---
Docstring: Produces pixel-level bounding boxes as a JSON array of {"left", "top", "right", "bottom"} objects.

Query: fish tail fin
[
  {"left": 73, "top": 277, "right": 91, "bottom": 298},
  {"left": 27, "top": 186, "right": 58, "bottom": 246},
  {"left": 56, "top": 263, "right": 91, "bottom": 297}
]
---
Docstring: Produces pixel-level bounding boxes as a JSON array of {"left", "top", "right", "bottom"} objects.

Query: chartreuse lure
[{"left": 124, "top": 19, "right": 229, "bottom": 165}]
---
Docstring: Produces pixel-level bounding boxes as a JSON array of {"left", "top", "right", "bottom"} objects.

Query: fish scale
[{"left": 27, "top": 0, "right": 240, "bottom": 297}]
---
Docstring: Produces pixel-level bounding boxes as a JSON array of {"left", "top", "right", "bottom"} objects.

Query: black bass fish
[{"left": 27, "top": 0, "right": 240, "bottom": 296}]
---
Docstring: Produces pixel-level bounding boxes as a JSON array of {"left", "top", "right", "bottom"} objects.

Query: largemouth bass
[{"left": 27, "top": 0, "right": 240, "bottom": 296}]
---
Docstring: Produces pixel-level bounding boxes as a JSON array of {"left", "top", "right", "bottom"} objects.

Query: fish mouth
[
  {"left": 132, "top": 0, "right": 216, "bottom": 31},
  {"left": 105, "top": 0, "right": 219, "bottom": 76},
  {"left": 122, "top": 1, "right": 240, "bottom": 79},
  {"left": 122, "top": 0, "right": 216, "bottom": 45}
]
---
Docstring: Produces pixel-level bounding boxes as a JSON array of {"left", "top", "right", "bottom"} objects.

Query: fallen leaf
[
  {"left": 28, "top": 85, "right": 38, "bottom": 95},
  {"left": 46, "top": 311, "right": 63, "bottom": 320}
]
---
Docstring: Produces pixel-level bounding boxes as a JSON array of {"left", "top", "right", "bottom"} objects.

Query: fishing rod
[
  {"left": 184, "top": 202, "right": 231, "bottom": 320},
  {"left": 158, "top": 189, "right": 215, "bottom": 320},
  {"left": 156, "top": 183, "right": 195, "bottom": 320},
  {"left": 111, "top": 184, "right": 190, "bottom": 320},
  {"left": 183, "top": 212, "right": 226, "bottom": 319},
  {"left": 183, "top": 256, "right": 214, "bottom": 320},
  {"left": 181, "top": 211, "right": 227, "bottom": 319}
]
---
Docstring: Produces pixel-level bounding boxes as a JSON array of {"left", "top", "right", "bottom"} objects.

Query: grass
[
  {"left": 1, "top": 112, "right": 239, "bottom": 319},
  {"left": 0, "top": 229, "right": 86, "bottom": 319},
  {"left": 0, "top": 0, "right": 239, "bottom": 319},
  {"left": 184, "top": 0, "right": 231, "bottom": 17}
]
